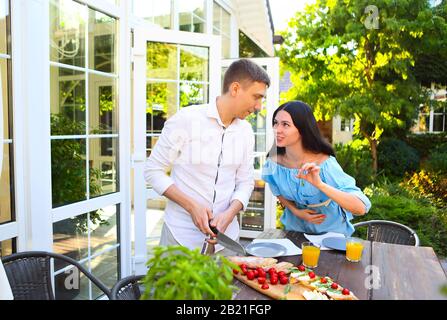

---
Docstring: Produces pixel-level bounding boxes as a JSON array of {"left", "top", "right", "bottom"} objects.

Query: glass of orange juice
[
  {"left": 346, "top": 237, "right": 364, "bottom": 262},
  {"left": 301, "top": 242, "right": 321, "bottom": 268}
]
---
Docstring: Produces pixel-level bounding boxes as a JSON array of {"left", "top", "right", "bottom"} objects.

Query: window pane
[
  {"left": 147, "top": 42, "right": 177, "bottom": 80},
  {"left": 0, "top": 143, "right": 12, "bottom": 224},
  {"left": 179, "top": 0, "right": 205, "bottom": 20},
  {"left": 89, "top": 138, "right": 118, "bottom": 197},
  {"left": 0, "top": 0, "right": 10, "bottom": 56},
  {"left": 91, "top": 248, "right": 119, "bottom": 299},
  {"left": 50, "top": 66, "right": 86, "bottom": 136},
  {"left": 89, "top": 9, "right": 117, "bottom": 73},
  {"left": 221, "top": 8, "right": 231, "bottom": 36},
  {"left": 239, "top": 30, "right": 268, "bottom": 58},
  {"left": 51, "top": 139, "right": 87, "bottom": 207},
  {"left": 433, "top": 114, "right": 444, "bottom": 132},
  {"left": 146, "top": 81, "right": 177, "bottom": 133},
  {"left": 146, "top": 135, "right": 159, "bottom": 159},
  {"left": 239, "top": 180, "right": 265, "bottom": 232},
  {"left": 54, "top": 262, "right": 90, "bottom": 300},
  {"left": 213, "top": 3, "right": 220, "bottom": 30},
  {"left": 192, "top": 15, "right": 206, "bottom": 33},
  {"left": 89, "top": 75, "right": 117, "bottom": 134},
  {"left": 50, "top": 0, "right": 86, "bottom": 67},
  {"left": 1, "top": 58, "right": 9, "bottom": 139},
  {"left": 180, "top": 82, "right": 208, "bottom": 108},
  {"left": 133, "top": 0, "right": 171, "bottom": 29},
  {"left": 90, "top": 205, "right": 118, "bottom": 256},
  {"left": 180, "top": 45, "right": 209, "bottom": 82},
  {"left": 0, "top": 238, "right": 15, "bottom": 257},
  {"left": 222, "top": 35, "right": 231, "bottom": 59},
  {"left": 179, "top": 12, "right": 193, "bottom": 32},
  {"left": 53, "top": 213, "right": 89, "bottom": 263}
]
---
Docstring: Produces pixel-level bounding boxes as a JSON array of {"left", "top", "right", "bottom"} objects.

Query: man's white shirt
[{"left": 144, "top": 103, "right": 255, "bottom": 251}]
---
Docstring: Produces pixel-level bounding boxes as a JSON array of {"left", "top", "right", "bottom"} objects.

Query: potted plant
[{"left": 141, "top": 245, "right": 239, "bottom": 300}]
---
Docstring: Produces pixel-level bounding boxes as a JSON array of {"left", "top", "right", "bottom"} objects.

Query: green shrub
[
  {"left": 377, "top": 138, "right": 419, "bottom": 178},
  {"left": 334, "top": 139, "right": 375, "bottom": 189},
  {"left": 355, "top": 183, "right": 447, "bottom": 257},
  {"left": 401, "top": 170, "right": 447, "bottom": 209},
  {"left": 405, "top": 132, "right": 447, "bottom": 160},
  {"left": 424, "top": 143, "right": 447, "bottom": 174}
]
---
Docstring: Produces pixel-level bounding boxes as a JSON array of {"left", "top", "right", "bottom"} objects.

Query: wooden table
[{"left": 231, "top": 229, "right": 447, "bottom": 300}]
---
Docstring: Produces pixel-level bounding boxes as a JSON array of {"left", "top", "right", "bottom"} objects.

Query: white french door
[
  {"left": 222, "top": 57, "right": 280, "bottom": 239},
  {"left": 131, "top": 27, "right": 221, "bottom": 274}
]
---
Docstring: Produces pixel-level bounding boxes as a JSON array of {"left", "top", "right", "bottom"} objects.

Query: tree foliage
[{"left": 278, "top": 0, "right": 447, "bottom": 172}]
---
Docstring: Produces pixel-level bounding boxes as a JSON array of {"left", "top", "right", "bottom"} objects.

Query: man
[{"left": 145, "top": 59, "right": 270, "bottom": 253}]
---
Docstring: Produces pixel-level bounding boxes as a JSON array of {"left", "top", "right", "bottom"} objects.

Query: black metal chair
[
  {"left": 353, "top": 220, "right": 420, "bottom": 246},
  {"left": 1, "top": 251, "right": 111, "bottom": 300},
  {"left": 110, "top": 275, "right": 145, "bottom": 300}
]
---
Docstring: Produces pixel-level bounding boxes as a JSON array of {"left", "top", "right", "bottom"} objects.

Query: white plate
[{"left": 245, "top": 242, "right": 288, "bottom": 258}]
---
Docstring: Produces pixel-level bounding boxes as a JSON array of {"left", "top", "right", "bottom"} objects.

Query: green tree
[{"left": 278, "top": 0, "right": 447, "bottom": 172}]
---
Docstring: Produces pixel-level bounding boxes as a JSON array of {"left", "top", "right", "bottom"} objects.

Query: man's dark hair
[{"left": 222, "top": 59, "right": 270, "bottom": 93}]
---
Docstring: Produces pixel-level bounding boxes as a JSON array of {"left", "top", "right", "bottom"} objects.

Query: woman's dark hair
[{"left": 268, "top": 100, "right": 335, "bottom": 158}]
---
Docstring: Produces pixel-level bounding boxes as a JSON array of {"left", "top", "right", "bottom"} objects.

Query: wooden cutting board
[{"left": 233, "top": 273, "right": 308, "bottom": 300}]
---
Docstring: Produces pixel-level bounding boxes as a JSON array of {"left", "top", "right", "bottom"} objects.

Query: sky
[{"left": 269, "top": 0, "right": 316, "bottom": 32}]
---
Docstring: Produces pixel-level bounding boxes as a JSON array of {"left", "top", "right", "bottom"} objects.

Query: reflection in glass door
[
  {"left": 49, "top": 0, "right": 121, "bottom": 299},
  {"left": 132, "top": 27, "right": 221, "bottom": 274}
]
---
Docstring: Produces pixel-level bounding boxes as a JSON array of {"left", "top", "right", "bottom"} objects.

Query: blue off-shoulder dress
[{"left": 261, "top": 156, "right": 371, "bottom": 236}]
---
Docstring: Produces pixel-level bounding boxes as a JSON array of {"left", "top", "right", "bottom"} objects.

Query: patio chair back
[
  {"left": 353, "top": 220, "right": 420, "bottom": 246},
  {"left": 110, "top": 275, "right": 145, "bottom": 300},
  {"left": 1, "top": 251, "right": 111, "bottom": 300}
]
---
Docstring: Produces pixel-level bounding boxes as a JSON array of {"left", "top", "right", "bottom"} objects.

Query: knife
[{"left": 209, "top": 223, "right": 247, "bottom": 256}]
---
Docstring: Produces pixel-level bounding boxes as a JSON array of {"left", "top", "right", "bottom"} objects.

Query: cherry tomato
[
  {"left": 253, "top": 269, "right": 259, "bottom": 278},
  {"left": 298, "top": 265, "right": 306, "bottom": 272},
  {"left": 261, "top": 283, "right": 269, "bottom": 290},
  {"left": 280, "top": 277, "right": 288, "bottom": 285},
  {"left": 270, "top": 276, "right": 278, "bottom": 285},
  {"left": 257, "top": 268, "right": 266, "bottom": 278},
  {"left": 233, "top": 269, "right": 239, "bottom": 275},
  {"left": 342, "top": 288, "right": 350, "bottom": 295},
  {"left": 246, "top": 270, "right": 255, "bottom": 280},
  {"left": 277, "top": 271, "right": 286, "bottom": 277},
  {"left": 320, "top": 277, "right": 328, "bottom": 284},
  {"left": 258, "top": 277, "right": 266, "bottom": 284},
  {"left": 308, "top": 272, "right": 316, "bottom": 279},
  {"left": 331, "top": 283, "right": 339, "bottom": 290},
  {"left": 240, "top": 264, "right": 247, "bottom": 270},
  {"left": 268, "top": 268, "right": 277, "bottom": 274}
]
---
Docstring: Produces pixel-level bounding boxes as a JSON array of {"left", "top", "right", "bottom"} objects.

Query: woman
[{"left": 262, "top": 101, "right": 371, "bottom": 236}]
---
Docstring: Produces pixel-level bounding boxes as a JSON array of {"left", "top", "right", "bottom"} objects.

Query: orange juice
[
  {"left": 302, "top": 244, "right": 321, "bottom": 268},
  {"left": 346, "top": 239, "right": 364, "bottom": 262}
]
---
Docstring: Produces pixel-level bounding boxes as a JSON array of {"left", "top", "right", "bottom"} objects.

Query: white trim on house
[
  {"left": 0, "top": 223, "right": 17, "bottom": 242},
  {"left": 16, "top": 0, "right": 53, "bottom": 251}
]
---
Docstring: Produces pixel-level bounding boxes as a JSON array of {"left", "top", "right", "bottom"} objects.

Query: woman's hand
[
  {"left": 297, "top": 162, "right": 324, "bottom": 188},
  {"left": 291, "top": 207, "right": 326, "bottom": 225}
]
